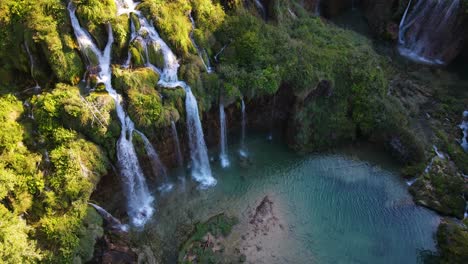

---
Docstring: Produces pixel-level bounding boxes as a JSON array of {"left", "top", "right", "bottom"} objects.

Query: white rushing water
[
  {"left": 398, "top": 0, "right": 460, "bottom": 65},
  {"left": 254, "top": 0, "right": 267, "bottom": 19},
  {"left": 68, "top": 2, "right": 154, "bottom": 227},
  {"left": 171, "top": 121, "right": 184, "bottom": 168},
  {"left": 116, "top": 0, "right": 216, "bottom": 187},
  {"left": 460, "top": 111, "right": 468, "bottom": 152},
  {"left": 214, "top": 44, "right": 227, "bottom": 62},
  {"left": 239, "top": 98, "right": 248, "bottom": 157},
  {"left": 219, "top": 103, "right": 230, "bottom": 168},
  {"left": 89, "top": 203, "right": 129, "bottom": 232},
  {"left": 189, "top": 13, "right": 213, "bottom": 73},
  {"left": 24, "top": 41, "right": 41, "bottom": 92}
]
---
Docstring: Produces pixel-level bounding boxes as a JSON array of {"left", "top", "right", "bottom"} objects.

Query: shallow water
[{"left": 136, "top": 136, "right": 439, "bottom": 263}]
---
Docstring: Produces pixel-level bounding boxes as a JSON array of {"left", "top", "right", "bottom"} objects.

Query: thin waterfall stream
[
  {"left": 219, "top": 103, "right": 230, "bottom": 167},
  {"left": 239, "top": 98, "right": 248, "bottom": 157},
  {"left": 171, "top": 121, "right": 184, "bottom": 169},
  {"left": 189, "top": 13, "right": 213, "bottom": 73}
]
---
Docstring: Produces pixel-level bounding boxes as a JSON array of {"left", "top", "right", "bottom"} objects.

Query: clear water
[{"left": 136, "top": 136, "right": 439, "bottom": 263}]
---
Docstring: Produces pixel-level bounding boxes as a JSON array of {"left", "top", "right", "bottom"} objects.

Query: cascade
[
  {"left": 68, "top": 3, "right": 154, "bottom": 227},
  {"left": 219, "top": 103, "right": 230, "bottom": 168},
  {"left": 254, "top": 0, "right": 267, "bottom": 20},
  {"left": 189, "top": 13, "right": 213, "bottom": 73},
  {"left": 89, "top": 203, "right": 129, "bottom": 232},
  {"left": 315, "top": 0, "right": 321, "bottom": 16},
  {"left": 135, "top": 130, "right": 173, "bottom": 192},
  {"left": 116, "top": 0, "right": 216, "bottom": 187},
  {"left": 24, "top": 41, "right": 41, "bottom": 92},
  {"left": 424, "top": 145, "right": 445, "bottom": 174},
  {"left": 214, "top": 44, "right": 227, "bottom": 62},
  {"left": 171, "top": 121, "right": 184, "bottom": 168},
  {"left": 408, "top": 146, "right": 444, "bottom": 186},
  {"left": 239, "top": 98, "right": 248, "bottom": 157},
  {"left": 398, "top": 0, "right": 461, "bottom": 65},
  {"left": 460, "top": 111, "right": 468, "bottom": 152}
]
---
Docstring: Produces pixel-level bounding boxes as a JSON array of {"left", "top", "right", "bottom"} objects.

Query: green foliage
[
  {"left": 113, "top": 67, "right": 180, "bottom": 128},
  {"left": 0, "top": 0, "right": 84, "bottom": 86},
  {"left": 32, "top": 83, "right": 119, "bottom": 157},
  {"left": 178, "top": 213, "right": 238, "bottom": 263},
  {"left": 410, "top": 158, "right": 466, "bottom": 218},
  {"left": 0, "top": 95, "right": 44, "bottom": 213},
  {"left": 0, "top": 204, "right": 42, "bottom": 263},
  {"left": 73, "top": 0, "right": 117, "bottom": 49},
  {"left": 437, "top": 219, "right": 468, "bottom": 264},
  {"left": 139, "top": 0, "right": 193, "bottom": 55}
]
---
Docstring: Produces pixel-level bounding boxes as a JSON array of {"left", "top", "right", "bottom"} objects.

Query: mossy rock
[
  {"left": 409, "top": 157, "right": 466, "bottom": 219},
  {"left": 147, "top": 41, "right": 165, "bottom": 69},
  {"left": 129, "top": 38, "right": 146, "bottom": 67},
  {"left": 112, "top": 67, "right": 178, "bottom": 129},
  {"left": 130, "top": 12, "right": 141, "bottom": 31},
  {"left": 437, "top": 219, "right": 468, "bottom": 264}
]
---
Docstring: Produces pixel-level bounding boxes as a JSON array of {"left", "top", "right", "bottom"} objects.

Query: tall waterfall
[
  {"left": 171, "top": 121, "right": 184, "bottom": 168},
  {"left": 116, "top": 0, "right": 216, "bottom": 187},
  {"left": 239, "top": 99, "right": 248, "bottom": 157},
  {"left": 68, "top": 3, "right": 154, "bottom": 227},
  {"left": 398, "top": 0, "right": 461, "bottom": 65},
  {"left": 219, "top": 103, "right": 230, "bottom": 168},
  {"left": 189, "top": 13, "right": 213, "bottom": 73},
  {"left": 460, "top": 111, "right": 468, "bottom": 152}
]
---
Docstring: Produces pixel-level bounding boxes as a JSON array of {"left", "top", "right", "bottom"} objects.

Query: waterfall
[
  {"left": 254, "top": 0, "right": 267, "bottom": 20},
  {"left": 24, "top": 41, "right": 41, "bottom": 92},
  {"left": 219, "top": 103, "right": 230, "bottom": 168},
  {"left": 68, "top": 3, "right": 154, "bottom": 227},
  {"left": 171, "top": 121, "right": 184, "bottom": 168},
  {"left": 116, "top": 0, "right": 216, "bottom": 187},
  {"left": 239, "top": 99, "right": 248, "bottom": 157},
  {"left": 315, "top": 0, "right": 321, "bottom": 16},
  {"left": 214, "top": 44, "right": 227, "bottom": 62},
  {"left": 398, "top": 0, "right": 461, "bottom": 65},
  {"left": 89, "top": 203, "right": 129, "bottom": 232},
  {"left": 184, "top": 85, "right": 216, "bottom": 186},
  {"left": 424, "top": 145, "right": 445, "bottom": 174},
  {"left": 135, "top": 130, "right": 173, "bottom": 192},
  {"left": 189, "top": 13, "right": 213, "bottom": 73},
  {"left": 460, "top": 111, "right": 468, "bottom": 152}
]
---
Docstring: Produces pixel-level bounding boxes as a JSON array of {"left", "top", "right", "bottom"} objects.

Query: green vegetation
[
  {"left": 437, "top": 219, "right": 468, "bottom": 263},
  {"left": 410, "top": 157, "right": 466, "bottom": 219},
  {"left": 113, "top": 67, "right": 180, "bottom": 129},
  {"left": 178, "top": 213, "right": 238, "bottom": 264},
  {"left": 1, "top": 0, "right": 467, "bottom": 262},
  {"left": 0, "top": 93, "right": 110, "bottom": 263}
]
